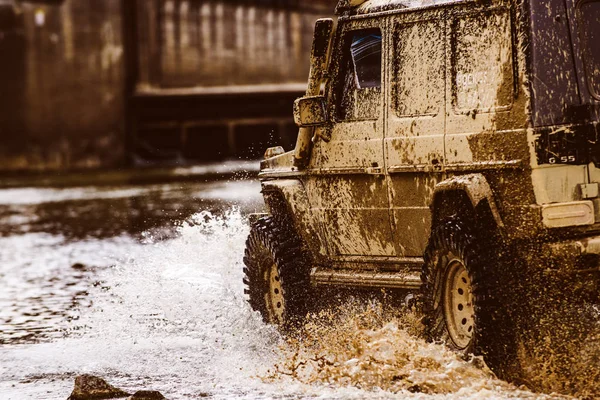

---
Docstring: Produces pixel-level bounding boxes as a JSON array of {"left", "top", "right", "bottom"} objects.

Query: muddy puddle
[{"left": 0, "top": 175, "right": 593, "bottom": 399}]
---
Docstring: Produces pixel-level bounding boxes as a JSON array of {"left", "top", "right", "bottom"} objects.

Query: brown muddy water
[{"left": 0, "top": 170, "right": 582, "bottom": 399}]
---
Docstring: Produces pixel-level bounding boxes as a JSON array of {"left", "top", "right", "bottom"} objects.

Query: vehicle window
[
  {"left": 351, "top": 33, "right": 382, "bottom": 88},
  {"left": 453, "top": 10, "right": 513, "bottom": 111},
  {"left": 336, "top": 29, "right": 382, "bottom": 121},
  {"left": 394, "top": 20, "right": 444, "bottom": 116},
  {"left": 578, "top": 0, "right": 600, "bottom": 100}
]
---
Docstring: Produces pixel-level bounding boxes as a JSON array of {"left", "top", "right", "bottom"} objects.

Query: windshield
[{"left": 578, "top": 0, "right": 600, "bottom": 100}]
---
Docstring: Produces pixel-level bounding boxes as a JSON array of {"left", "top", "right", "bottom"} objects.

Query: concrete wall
[
  {"left": 0, "top": 0, "right": 125, "bottom": 172},
  {"left": 136, "top": 0, "right": 330, "bottom": 89},
  {"left": 129, "top": 0, "right": 335, "bottom": 162},
  {"left": 0, "top": 0, "right": 336, "bottom": 171}
]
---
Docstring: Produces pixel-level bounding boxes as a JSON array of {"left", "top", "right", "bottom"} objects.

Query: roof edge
[{"left": 335, "top": 0, "right": 368, "bottom": 14}]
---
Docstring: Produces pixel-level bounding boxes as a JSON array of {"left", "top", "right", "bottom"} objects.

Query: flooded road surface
[{"left": 0, "top": 174, "right": 567, "bottom": 399}]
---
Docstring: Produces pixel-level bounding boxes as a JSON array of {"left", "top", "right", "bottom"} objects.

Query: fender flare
[
  {"left": 260, "top": 179, "right": 327, "bottom": 258},
  {"left": 432, "top": 173, "right": 504, "bottom": 228}
]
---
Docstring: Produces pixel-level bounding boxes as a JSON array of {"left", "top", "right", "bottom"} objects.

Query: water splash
[
  {"left": 1, "top": 210, "right": 283, "bottom": 398},
  {"left": 0, "top": 209, "right": 575, "bottom": 399},
  {"left": 269, "top": 299, "right": 555, "bottom": 399}
]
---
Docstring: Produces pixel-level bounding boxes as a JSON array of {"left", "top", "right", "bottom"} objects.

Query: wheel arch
[
  {"left": 431, "top": 174, "right": 504, "bottom": 231},
  {"left": 260, "top": 179, "right": 326, "bottom": 259}
]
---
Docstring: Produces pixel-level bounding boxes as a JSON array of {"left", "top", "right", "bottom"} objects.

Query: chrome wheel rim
[
  {"left": 264, "top": 262, "right": 285, "bottom": 324},
  {"left": 443, "top": 259, "right": 475, "bottom": 349}
]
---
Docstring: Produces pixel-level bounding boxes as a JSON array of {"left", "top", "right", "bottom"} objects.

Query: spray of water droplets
[{"left": 0, "top": 209, "right": 577, "bottom": 399}]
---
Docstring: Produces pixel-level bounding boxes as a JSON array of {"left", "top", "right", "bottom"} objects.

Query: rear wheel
[
  {"left": 421, "top": 216, "right": 517, "bottom": 376},
  {"left": 243, "top": 216, "right": 311, "bottom": 327}
]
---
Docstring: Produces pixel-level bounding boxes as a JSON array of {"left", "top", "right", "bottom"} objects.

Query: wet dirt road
[{"left": 0, "top": 173, "right": 572, "bottom": 399}]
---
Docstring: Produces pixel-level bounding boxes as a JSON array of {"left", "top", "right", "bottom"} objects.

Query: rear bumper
[
  {"left": 545, "top": 235, "right": 600, "bottom": 256},
  {"left": 543, "top": 235, "right": 600, "bottom": 275},
  {"left": 540, "top": 235, "right": 600, "bottom": 302}
]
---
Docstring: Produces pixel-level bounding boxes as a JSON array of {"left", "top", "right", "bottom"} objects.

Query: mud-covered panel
[
  {"left": 483, "top": 168, "right": 541, "bottom": 238},
  {"left": 319, "top": 131, "right": 383, "bottom": 169},
  {"left": 321, "top": 209, "right": 396, "bottom": 256},
  {"left": 466, "top": 129, "right": 530, "bottom": 163},
  {"left": 452, "top": 9, "right": 513, "bottom": 112},
  {"left": 388, "top": 173, "right": 438, "bottom": 208},
  {"left": 388, "top": 173, "right": 438, "bottom": 256},
  {"left": 391, "top": 208, "right": 431, "bottom": 256},
  {"left": 393, "top": 19, "right": 445, "bottom": 117},
  {"left": 305, "top": 175, "right": 396, "bottom": 256},
  {"left": 446, "top": 128, "right": 530, "bottom": 166},
  {"left": 386, "top": 136, "right": 444, "bottom": 167},
  {"left": 330, "top": 117, "right": 382, "bottom": 142},
  {"left": 308, "top": 175, "right": 389, "bottom": 208},
  {"left": 261, "top": 179, "right": 329, "bottom": 260}
]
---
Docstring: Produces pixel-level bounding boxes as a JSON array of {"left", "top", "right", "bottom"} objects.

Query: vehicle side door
[{"left": 305, "top": 18, "right": 396, "bottom": 257}]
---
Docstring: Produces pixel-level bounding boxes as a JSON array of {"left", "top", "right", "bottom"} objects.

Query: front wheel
[
  {"left": 243, "top": 216, "right": 311, "bottom": 327},
  {"left": 421, "top": 217, "right": 517, "bottom": 376}
]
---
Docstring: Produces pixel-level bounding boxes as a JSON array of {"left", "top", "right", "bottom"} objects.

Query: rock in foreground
[
  {"left": 130, "top": 391, "right": 166, "bottom": 399},
  {"left": 67, "top": 375, "right": 166, "bottom": 400},
  {"left": 67, "top": 375, "right": 130, "bottom": 400}
]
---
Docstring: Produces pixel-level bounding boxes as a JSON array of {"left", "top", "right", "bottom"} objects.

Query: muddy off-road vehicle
[{"left": 243, "top": 0, "right": 600, "bottom": 375}]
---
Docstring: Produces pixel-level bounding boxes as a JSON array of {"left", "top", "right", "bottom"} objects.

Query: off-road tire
[
  {"left": 243, "top": 216, "right": 311, "bottom": 328},
  {"left": 421, "top": 216, "right": 517, "bottom": 377}
]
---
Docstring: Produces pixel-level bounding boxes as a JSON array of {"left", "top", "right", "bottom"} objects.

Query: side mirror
[
  {"left": 294, "top": 18, "right": 335, "bottom": 168},
  {"left": 293, "top": 96, "right": 328, "bottom": 127}
]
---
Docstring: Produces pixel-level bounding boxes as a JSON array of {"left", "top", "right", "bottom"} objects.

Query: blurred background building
[{"left": 0, "top": 0, "right": 335, "bottom": 172}]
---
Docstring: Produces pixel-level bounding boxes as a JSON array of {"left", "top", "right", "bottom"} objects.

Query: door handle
[{"left": 366, "top": 166, "right": 384, "bottom": 175}]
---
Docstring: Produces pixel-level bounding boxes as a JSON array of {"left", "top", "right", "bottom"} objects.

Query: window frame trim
[{"left": 327, "top": 18, "right": 386, "bottom": 123}]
